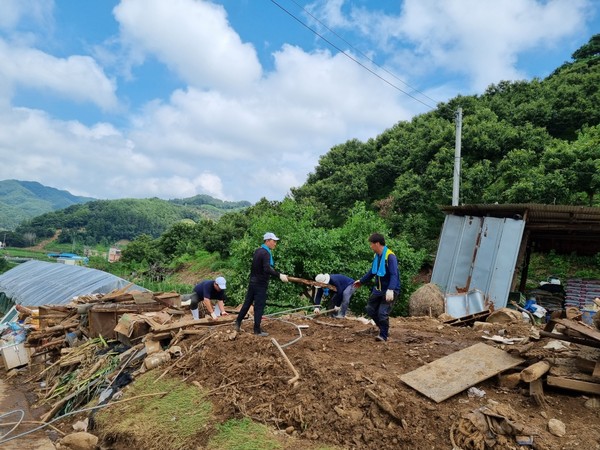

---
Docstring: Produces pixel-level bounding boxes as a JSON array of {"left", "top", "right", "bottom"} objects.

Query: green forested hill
[
  {"left": 0, "top": 180, "right": 95, "bottom": 230},
  {"left": 13, "top": 198, "right": 221, "bottom": 246},
  {"left": 171, "top": 194, "right": 251, "bottom": 210},
  {"left": 1, "top": 181, "right": 250, "bottom": 246},
  {"left": 292, "top": 34, "right": 600, "bottom": 250}
]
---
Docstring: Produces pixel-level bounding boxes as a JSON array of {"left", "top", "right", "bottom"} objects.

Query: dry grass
[
  {"left": 408, "top": 282, "right": 444, "bottom": 317},
  {"left": 95, "top": 373, "right": 213, "bottom": 450}
]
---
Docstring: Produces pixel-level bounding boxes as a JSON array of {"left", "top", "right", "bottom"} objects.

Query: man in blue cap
[{"left": 234, "top": 232, "right": 289, "bottom": 336}]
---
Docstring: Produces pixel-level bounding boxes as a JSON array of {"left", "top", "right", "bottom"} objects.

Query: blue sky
[{"left": 0, "top": 0, "right": 598, "bottom": 202}]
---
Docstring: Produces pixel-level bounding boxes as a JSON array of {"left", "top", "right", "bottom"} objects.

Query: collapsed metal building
[{"left": 431, "top": 204, "right": 600, "bottom": 317}]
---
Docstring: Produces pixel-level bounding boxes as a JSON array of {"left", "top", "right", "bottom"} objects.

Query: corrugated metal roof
[
  {"left": 0, "top": 260, "right": 147, "bottom": 307},
  {"left": 440, "top": 204, "right": 600, "bottom": 255}
]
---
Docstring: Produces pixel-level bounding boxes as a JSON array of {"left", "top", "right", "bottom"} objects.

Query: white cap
[
  {"left": 315, "top": 273, "right": 330, "bottom": 285},
  {"left": 215, "top": 276, "right": 226, "bottom": 289},
  {"left": 263, "top": 232, "right": 280, "bottom": 241}
]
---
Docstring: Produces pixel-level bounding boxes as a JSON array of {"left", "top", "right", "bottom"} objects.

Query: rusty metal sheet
[{"left": 399, "top": 342, "right": 523, "bottom": 403}]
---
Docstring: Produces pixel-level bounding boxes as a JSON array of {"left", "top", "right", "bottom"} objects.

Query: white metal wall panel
[
  {"left": 470, "top": 217, "right": 525, "bottom": 308},
  {"left": 431, "top": 215, "right": 482, "bottom": 294},
  {"left": 432, "top": 215, "right": 525, "bottom": 311}
]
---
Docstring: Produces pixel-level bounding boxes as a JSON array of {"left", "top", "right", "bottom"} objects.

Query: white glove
[
  {"left": 279, "top": 274, "right": 289, "bottom": 282},
  {"left": 313, "top": 307, "right": 320, "bottom": 314},
  {"left": 333, "top": 306, "right": 340, "bottom": 312},
  {"left": 210, "top": 311, "right": 218, "bottom": 320},
  {"left": 385, "top": 289, "right": 394, "bottom": 302}
]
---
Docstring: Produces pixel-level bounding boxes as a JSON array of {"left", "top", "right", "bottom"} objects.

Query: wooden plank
[
  {"left": 551, "top": 318, "right": 600, "bottom": 342},
  {"left": 539, "top": 330, "right": 600, "bottom": 349},
  {"left": 443, "top": 310, "right": 491, "bottom": 327},
  {"left": 287, "top": 276, "right": 337, "bottom": 291},
  {"left": 547, "top": 375, "right": 600, "bottom": 395},
  {"left": 152, "top": 316, "right": 236, "bottom": 332},
  {"left": 399, "top": 342, "right": 523, "bottom": 403},
  {"left": 529, "top": 379, "right": 546, "bottom": 407},
  {"left": 593, "top": 361, "right": 600, "bottom": 378}
]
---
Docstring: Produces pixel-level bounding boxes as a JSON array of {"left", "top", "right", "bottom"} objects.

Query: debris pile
[{"left": 1, "top": 290, "right": 600, "bottom": 449}]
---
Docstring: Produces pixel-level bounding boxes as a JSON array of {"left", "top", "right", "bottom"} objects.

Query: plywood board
[{"left": 399, "top": 342, "right": 523, "bottom": 402}]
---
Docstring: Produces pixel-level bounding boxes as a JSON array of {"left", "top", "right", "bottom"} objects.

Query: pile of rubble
[{"left": 1, "top": 286, "right": 600, "bottom": 449}]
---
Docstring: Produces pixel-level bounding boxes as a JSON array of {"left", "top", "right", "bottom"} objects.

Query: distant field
[{"left": 1, "top": 247, "right": 53, "bottom": 260}]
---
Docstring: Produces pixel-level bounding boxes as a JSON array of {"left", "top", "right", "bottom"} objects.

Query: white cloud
[
  {"left": 0, "top": 0, "right": 597, "bottom": 204},
  {"left": 0, "top": 0, "right": 53, "bottom": 31},
  {"left": 0, "top": 39, "right": 118, "bottom": 110},
  {"left": 120, "top": 39, "right": 415, "bottom": 200},
  {"left": 395, "top": 0, "right": 590, "bottom": 90},
  {"left": 113, "top": 0, "right": 262, "bottom": 92},
  {"left": 308, "top": 0, "right": 591, "bottom": 91}
]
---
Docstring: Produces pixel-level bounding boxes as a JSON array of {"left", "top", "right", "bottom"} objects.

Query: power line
[
  {"left": 269, "top": 0, "right": 438, "bottom": 110},
  {"left": 287, "top": 0, "right": 440, "bottom": 107}
]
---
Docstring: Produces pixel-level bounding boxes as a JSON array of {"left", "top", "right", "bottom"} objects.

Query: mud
[{"left": 170, "top": 315, "right": 600, "bottom": 450}]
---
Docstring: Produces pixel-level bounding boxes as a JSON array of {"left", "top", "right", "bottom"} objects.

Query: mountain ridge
[{"left": 0, "top": 179, "right": 250, "bottom": 231}]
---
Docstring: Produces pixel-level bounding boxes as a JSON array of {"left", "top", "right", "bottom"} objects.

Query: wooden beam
[
  {"left": 546, "top": 376, "right": 600, "bottom": 395},
  {"left": 529, "top": 379, "right": 546, "bottom": 407},
  {"left": 593, "top": 361, "right": 600, "bottom": 379},
  {"left": 549, "top": 318, "right": 600, "bottom": 342},
  {"left": 520, "top": 361, "right": 551, "bottom": 383},
  {"left": 539, "top": 330, "right": 600, "bottom": 349},
  {"left": 287, "top": 276, "right": 337, "bottom": 291}
]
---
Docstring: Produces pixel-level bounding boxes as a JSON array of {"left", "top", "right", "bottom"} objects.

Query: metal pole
[{"left": 452, "top": 108, "right": 463, "bottom": 206}]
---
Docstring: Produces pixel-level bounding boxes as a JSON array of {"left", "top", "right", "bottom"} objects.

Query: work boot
[
  {"left": 375, "top": 335, "right": 387, "bottom": 342},
  {"left": 254, "top": 331, "right": 269, "bottom": 337},
  {"left": 191, "top": 309, "right": 199, "bottom": 320},
  {"left": 234, "top": 321, "right": 242, "bottom": 332}
]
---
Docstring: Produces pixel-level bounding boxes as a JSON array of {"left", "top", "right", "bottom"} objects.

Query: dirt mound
[
  {"left": 7, "top": 312, "right": 600, "bottom": 450},
  {"left": 165, "top": 316, "right": 598, "bottom": 450},
  {"left": 408, "top": 282, "right": 445, "bottom": 317}
]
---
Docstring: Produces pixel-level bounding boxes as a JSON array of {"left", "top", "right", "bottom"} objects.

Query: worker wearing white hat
[
  {"left": 190, "top": 276, "right": 229, "bottom": 320},
  {"left": 234, "top": 232, "right": 289, "bottom": 336},
  {"left": 314, "top": 273, "right": 357, "bottom": 318}
]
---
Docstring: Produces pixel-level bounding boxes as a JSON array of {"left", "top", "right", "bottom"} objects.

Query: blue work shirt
[
  {"left": 314, "top": 274, "right": 354, "bottom": 306},
  {"left": 359, "top": 251, "right": 401, "bottom": 294}
]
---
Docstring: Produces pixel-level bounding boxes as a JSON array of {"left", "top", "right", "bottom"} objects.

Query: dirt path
[
  {"left": 27, "top": 231, "right": 60, "bottom": 252},
  {"left": 0, "top": 376, "right": 55, "bottom": 449}
]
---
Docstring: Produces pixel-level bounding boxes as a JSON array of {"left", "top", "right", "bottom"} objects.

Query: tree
[
  {"left": 159, "top": 221, "right": 203, "bottom": 260},
  {"left": 23, "top": 232, "right": 36, "bottom": 246},
  {"left": 121, "top": 234, "right": 162, "bottom": 266},
  {"left": 572, "top": 34, "right": 600, "bottom": 61},
  {"left": 567, "top": 125, "right": 600, "bottom": 205}
]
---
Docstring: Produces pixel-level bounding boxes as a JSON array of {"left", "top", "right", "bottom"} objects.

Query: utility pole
[{"left": 452, "top": 107, "right": 463, "bottom": 206}]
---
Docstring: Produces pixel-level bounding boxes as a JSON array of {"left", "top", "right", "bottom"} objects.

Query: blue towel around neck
[
  {"left": 371, "top": 246, "right": 392, "bottom": 276},
  {"left": 261, "top": 244, "right": 274, "bottom": 266}
]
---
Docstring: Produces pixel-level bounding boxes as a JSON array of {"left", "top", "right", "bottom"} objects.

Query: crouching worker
[
  {"left": 314, "top": 273, "right": 357, "bottom": 318},
  {"left": 354, "top": 233, "right": 400, "bottom": 342},
  {"left": 190, "top": 276, "right": 229, "bottom": 320}
]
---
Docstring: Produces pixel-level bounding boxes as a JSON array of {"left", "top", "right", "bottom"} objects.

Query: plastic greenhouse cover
[{"left": 0, "top": 260, "right": 148, "bottom": 307}]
